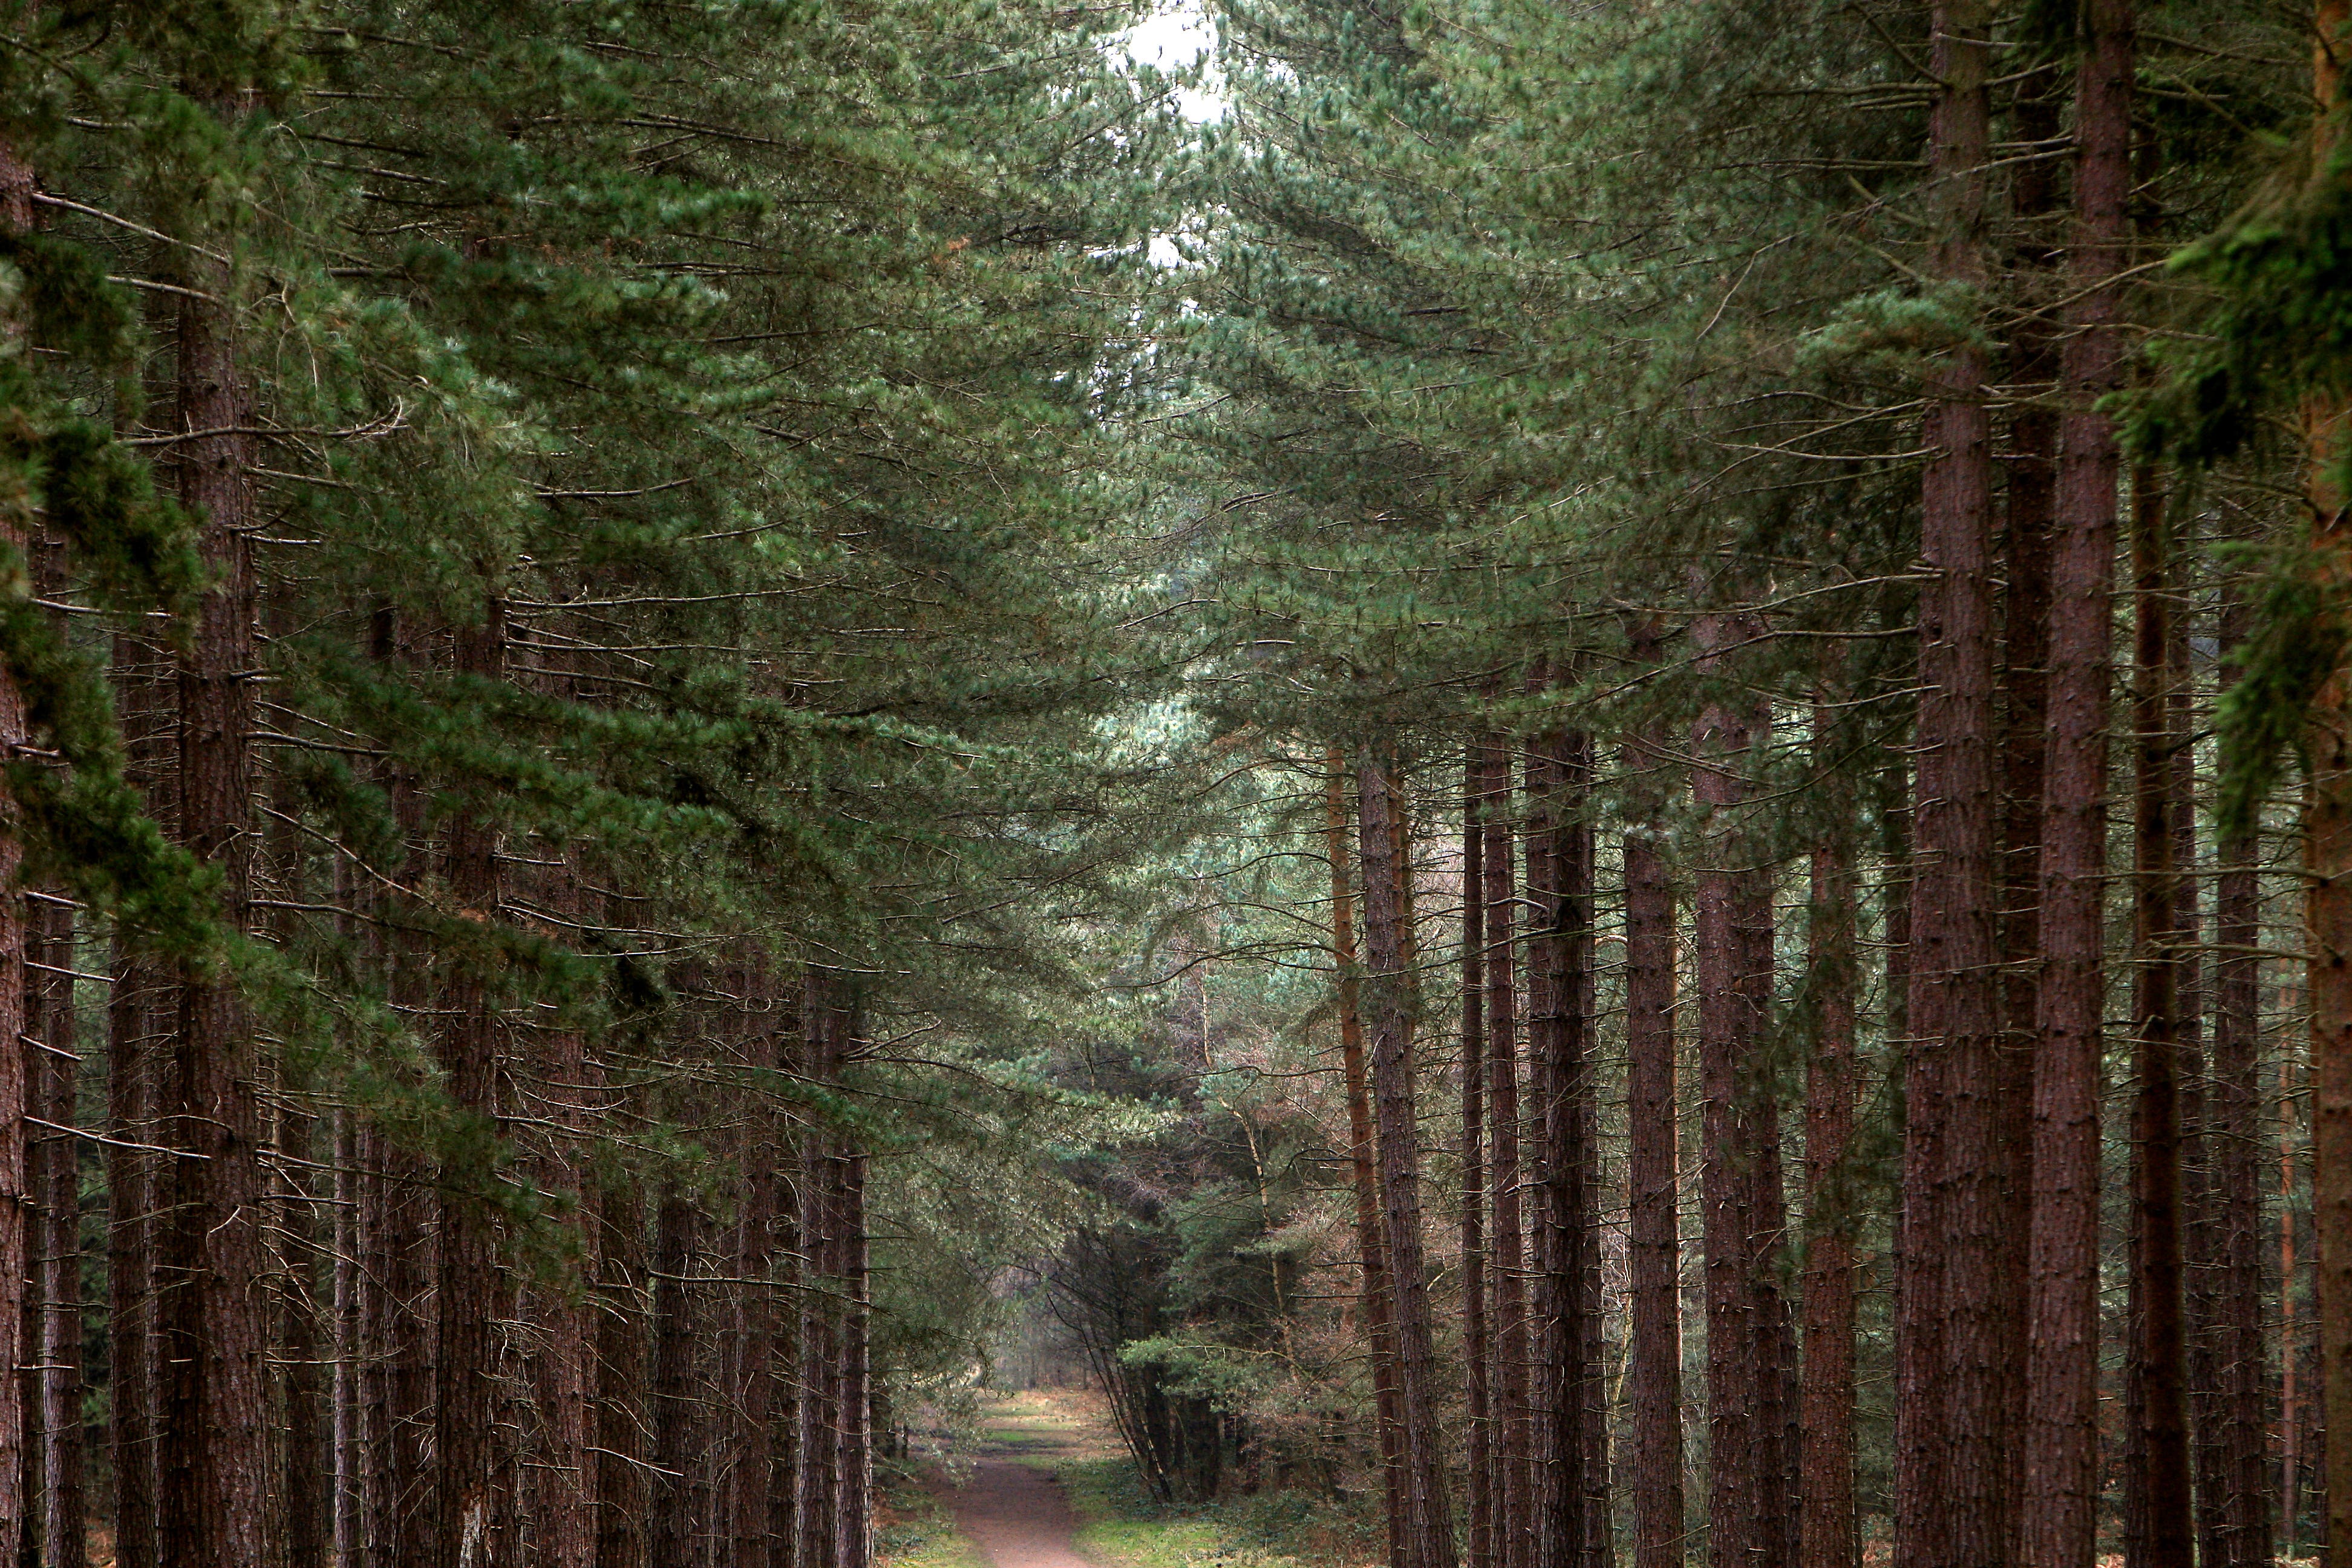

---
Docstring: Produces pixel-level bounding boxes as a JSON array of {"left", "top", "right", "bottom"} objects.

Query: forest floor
[{"left": 881, "top": 1390, "right": 1372, "bottom": 1568}]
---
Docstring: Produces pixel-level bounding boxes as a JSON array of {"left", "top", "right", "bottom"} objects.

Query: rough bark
[
  {"left": 0, "top": 128, "right": 36, "bottom": 1568},
  {"left": 1897, "top": 7, "right": 2004, "bottom": 1566},
  {"left": 1694, "top": 631, "right": 1792, "bottom": 1568},
  {"left": 281, "top": 1103, "right": 328, "bottom": 1568},
  {"left": 797, "top": 972, "right": 847, "bottom": 1568},
  {"left": 432, "top": 603, "right": 509, "bottom": 1568},
  {"left": 2129, "top": 484, "right": 2193, "bottom": 1568},
  {"left": 1531, "top": 726, "right": 1608, "bottom": 1568},
  {"left": 158, "top": 137, "right": 270, "bottom": 1568},
  {"left": 650, "top": 1186, "right": 701, "bottom": 1568},
  {"left": 836, "top": 1134, "right": 874, "bottom": 1568},
  {"left": 2019, "top": 4, "right": 2129, "bottom": 1565},
  {"left": 1462, "top": 744, "right": 1493, "bottom": 1568},
  {"left": 106, "top": 627, "right": 170, "bottom": 1568},
  {"left": 535, "top": 903, "right": 599, "bottom": 1568},
  {"left": 32, "top": 894, "right": 82, "bottom": 1568},
  {"left": 1355, "top": 750, "right": 1457, "bottom": 1568},
  {"left": 1483, "top": 733, "right": 1530, "bottom": 1568},
  {"left": 594, "top": 1170, "right": 650, "bottom": 1568},
  {"left": 2309, "top": 11, "right": 2352, "bottom": 1568},
  {"left": 2210, "top": 581, "right": 2274, "bottom": 1568},
  {"left": 1800, "top": 702, "right": 1857, "bottom": 1568},
  {"left": 1327, "top": 756, "right": 1406, "bottom": 1567},
  {"left": 1996, "top": 60, "right": 2063, "bottom": 1567},
  {"left": 729, "top": 995, "right": 786, "bottom": 1568},
  {"left": 1624, "top": 711, "right": 1684, "bottom": 1568}
]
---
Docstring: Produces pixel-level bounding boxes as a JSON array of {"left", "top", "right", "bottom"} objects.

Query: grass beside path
[{"left": 980, "top": 1391, "right": 1374, "bottom": 1568}]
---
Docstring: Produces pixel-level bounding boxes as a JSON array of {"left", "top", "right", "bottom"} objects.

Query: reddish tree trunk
[
  {"left": 2019, "top": 4, "right": 2129, "bottom": 1566},
  {"left": 2312, "top": 3, "right": 2352, "bottom": 1558},
  {"left": 34, "top": 895, "right": 84, "bottom": 1568},
  {"left": 650, "top": 1186, "right": 701, "bottom": 1568},
  {"left": 535, "top": 900, "right": 599, "bottom": 1568},
  {"left": 1624, "top": 713, "right": 1684, "bottom": 1568},
  {"left": 1530, "top": 725, "right": 1608, "bottom": 1568},
  {"left": 1463, "top": 745, "right": 1494, "bottom": 1568},
  {"left": 837, "top": 1134, "right": 874, "bottom": 1568},
  {"left": 106, "top": 630, "right": 168, "bottom": 1568},
  {"left": 799, "top": 974, "right": 848, "bottom": 1568},
  {"left": 158, "top": 150, "right": 270, "bottom": 1568},
  {"left": 730, "top": 994, "right": 785, "bottom": 1568},
  {"left": 595, "top": 1169, "right": 650, "bottom": 1568},
  {"left": 1800, "top": 702, "right": 1857, "bottom": 1568},
  {"left": 1896, "top": 6, "right": 2004, "bottom": 1565},
  {"left": 432, "top": 603, "right": 509, "bottom": 1568},
  {"left": 0, "top": 129, "right": 36, "bottom": 1568},
  {"left": 1483, "top": 734, "right": 1530, "bottom": 1568},
  {"left": 2210, "top": 581, "right": 2274, "bottom": 1567},
  {"left": 1356, "top": 750, "right": 1457, "bottom": 1568},
  {"left": 1693, "top": 637, "right": 1792, "bottom": 1568},
  {"left": 2128, "top": 484, "right": 2194, "bottom": 1568},
  {"left": 1996, "top": 63, "right": 2063, "bottom": 1568},
  {"left": 1327, "top": 757, "right": 1406, "bottom": 1565}
]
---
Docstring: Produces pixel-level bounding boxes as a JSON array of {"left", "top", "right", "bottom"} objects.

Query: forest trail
[{"left": 947, "top": 1398, "right": 1109, "bottom": 1568}]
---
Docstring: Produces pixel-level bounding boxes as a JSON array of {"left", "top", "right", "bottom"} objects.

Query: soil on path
[{"left": 945, "top": 1397, "right": 1107, "bottom": 1568}]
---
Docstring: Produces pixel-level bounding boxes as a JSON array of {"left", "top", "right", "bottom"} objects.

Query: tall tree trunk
[
  {"left": 1355, "top": 748, "right": 1457, "bottom": 1568},
  {"left": 281, "top": 1103, "right": 328, "bottom": 1568},
  {"left": 1531, "top": 725, "right": 1609, "bottom": 1568},
  {"left": 2129, "top": 482, "right": 2194, "bottom": 1568},
  {"left": 1483, "top": 734, "right": 1530, "bottom": 1568},
  {"left": 2020, "top": 3, "right": 2129, "bottom": 1565},
  {"left": 836, "top": 1131, "right": 873, "bottom": 1568},
  {"left": 1624, "top": 708, "right": 1684, "bottom": 1568},
  {"left": 0, "top": 126, "right": 43, "bottom": 1568},
  {"left": 2210, "top": 581, "right": 2274, "bottom": 1568},
  {"left": 34, "top": 895, "right": 83, "bottom": 1568},
  {"left": 158, "top": 134, "right": 270, "bottom": 1568},
  {"left": 1462, "top": 744, "right": 1494, "bottom": 1568},
  {"left": 366, "top": 603, "right": 436, "bottom": 1568},
  {"left": 535, "top": 894, "right": 599, "bottom": 1568},
  {"left": 1327, "top": 756, "right": 1406, "bottom": 1566},
  {"left": 798, "top": 972, "right": 847, "bottom": 1568},
  {"left": 432, "top": 603, "right": 509, "bottom": 1568},
  {"left": 730, "top": 991, "right": 785, "bottom": 1568},
  {"left": 2306, "top": 8, "right": 2352, "bottom": 1568},
  {"left": 2175, "top": 550, "right": 2233, "bottom": 1568},
  {"left": 595, "top": 1168, "right": 650, "bottom": 1568},
  {"left": 1693, "top": 633, "right": 1791, "bottom": 1568},
  {"left": 1800, "top": 702, "right": 1857, "bottom": 1568},
  {"left": 1996, "top": 57, "right": 2063, "bottom": 1568},
  {"left": 1898, "top": 5, "right": 2004, "bottom": 1566},
  {"left": 650, "top": 1186, "right": 701, "bottom": 1568},
  {"left": 107, "top": 628, "right": 169, "bottom": 1568}
]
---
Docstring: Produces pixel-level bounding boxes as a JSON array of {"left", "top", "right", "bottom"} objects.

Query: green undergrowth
[
  {"left": 877, "top": 1468, "right": 988, "bottom": 1568},
  {"left": 1056, "top": 1455, "right": 1374, "bottom": 1568}
]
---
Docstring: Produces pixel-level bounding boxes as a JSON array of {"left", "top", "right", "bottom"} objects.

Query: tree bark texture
[
  {"left": 1327, "top": 756, "right": 1406, "bottom": 1568},
  {"left": 1462, "top": 744, "right": 1494, "bottom": 1568},
  {"left": 1481, "top": 734, "right": 1532, "bottom": 1568},
  {"left": 1694, "top": 635, "right": 1794, "bottom": 1568},
  {"left": 2210, "top": 581, "right": 2274, "bottom": 1568},
  {"left": 2129, "top": 485, "right": 2192, "bottom": 1568},
  {"left": 1898, "top": 6, "right": 2005, "bottom": 1564},
  {"left": 159, "top": 157, "right": 270, "bottom": 1568},
  {"left": 1624, "top": 714, "right": 1684, "bottom": 1568},
  {"left": 2020, "top": 4, "right": 2129, "bottom": 1564},
  {"left": 1800, "top": 702, "right": 1857, "bottom": 1568},
  {"left": 1356, "top": 750, "right": 1457, "bottom": 1568}
]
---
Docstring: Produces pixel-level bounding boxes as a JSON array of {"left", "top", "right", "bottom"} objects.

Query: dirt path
[
  {"left": 944, "top": 1397, "right": 1107, "bottom": 1568},
  {"left": 950, "top": 1456, "right": 1098, "bottom": 1568}
]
